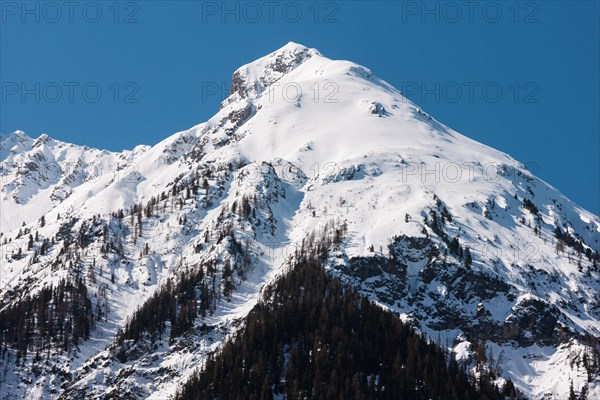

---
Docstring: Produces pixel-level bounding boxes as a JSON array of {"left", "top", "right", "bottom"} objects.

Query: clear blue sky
[{"left": 1, "top": 1, "right": 598, "bottom": 214}]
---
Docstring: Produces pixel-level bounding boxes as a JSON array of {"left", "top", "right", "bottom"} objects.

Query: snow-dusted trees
[
  {"left": 176, "top": 261, "right": 516, "bottom": 400},
  {"left": 0, "top": 277, "right": 94, "bottom": 361},
  {"left": 115, "top": 265, "right": 216, "bottom": 360}
]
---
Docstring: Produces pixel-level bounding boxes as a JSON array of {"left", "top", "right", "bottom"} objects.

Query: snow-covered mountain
[{"left": 1, "top": 42, "right": 599, "bottom": 399}]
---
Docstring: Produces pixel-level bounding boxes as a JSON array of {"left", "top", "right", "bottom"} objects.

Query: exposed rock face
[
  {"left": 223, "top": 42, "right": 318, "bottom": 106},
  {"left": 504, "top": 297, "right": 563, "bottom": 346},
  {"left": 369, "top": 101, "right": 386, "bottom": 116},
  {"left": 225, "top": 103, "right": 254, "bottom": 135},
  {"left": 331, "top": 234, "right": 579, "bottom": 352}
]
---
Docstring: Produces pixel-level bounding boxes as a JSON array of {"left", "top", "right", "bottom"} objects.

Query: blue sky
[{"left": 1, "top": 1, "right": 598, "bottom": 214}]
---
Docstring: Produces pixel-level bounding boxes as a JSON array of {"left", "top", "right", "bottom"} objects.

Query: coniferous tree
[
  {"left": 464, "top": 247, "right": 473, "bottom": 268},
  {"left": 176, "top": 260, "right": 514, "bottom": 400},
  {"left": 569, "top": 380, "right": 577, "bottom": 400}
]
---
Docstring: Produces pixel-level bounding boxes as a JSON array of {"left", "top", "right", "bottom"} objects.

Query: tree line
[
  {"left": 176, "top": 260, "right": 520, "bottom": 400},
  {"left": 0, "top": 277, "right": 94, "bottom": 367}
]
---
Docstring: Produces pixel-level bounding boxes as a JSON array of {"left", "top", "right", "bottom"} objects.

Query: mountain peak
[
  {"left": 254, "top": 41, "right": 321, "bottom": 70},
  {"left": 0, "top": 130, "right": 30, "bottom": 142},
  {"left": 222, "top": 42, "right": 322, "bottom": 106},
  {"left": 32, "top": 133, "right": 52, "bottom": 147},
  {"left": 274, "top": 41, "right": 312, "bottom": 54}
]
